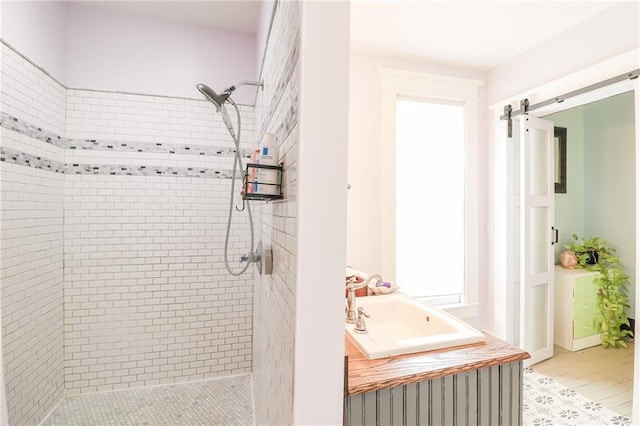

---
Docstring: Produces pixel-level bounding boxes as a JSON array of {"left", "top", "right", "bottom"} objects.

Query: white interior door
[{"left": 519, "top": 114, "right": 555, "bottom": 366}]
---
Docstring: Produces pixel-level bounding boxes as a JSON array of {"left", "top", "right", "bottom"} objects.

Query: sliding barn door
[{"left": 518, "top": 115, "right": 555, "bottom": 366}]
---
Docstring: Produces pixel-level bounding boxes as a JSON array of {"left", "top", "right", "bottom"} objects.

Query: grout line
[{"left": 37, "top": 392, "right": 66, "bottom": 426}]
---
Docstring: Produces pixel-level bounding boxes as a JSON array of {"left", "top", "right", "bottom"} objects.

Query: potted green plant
[
  {"left": 565, "top": 235, "right": 633, "bottom": 348},
  {"left": 592, "top": 263, "right": 634, "bottom": 348},
  {"left": 564, "top": 234, "right": 613, "bottom": 266}
]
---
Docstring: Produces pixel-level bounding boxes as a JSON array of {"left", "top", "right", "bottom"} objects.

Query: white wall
[
  {"left": 293, "top": 1, "right": 349, "bottom": 424},
  {"left": 0, "top": 1, "right": 68, "bottom": 82},
  {"left": 487, "top": 2, "right": 640, "bottom": 106},
  {"left": 346, "top": 52, "right": 384, "bottom": 274}
]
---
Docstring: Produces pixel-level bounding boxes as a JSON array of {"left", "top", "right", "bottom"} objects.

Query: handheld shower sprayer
[
  {"left": 196, "top": 81, "right": 263, "bottom": 110},
  {"left": 196, "top": 80, "right": 263, "bottom": 276},
  {"left": 195, "top": 83, "right": 230, "bottom": 111}
]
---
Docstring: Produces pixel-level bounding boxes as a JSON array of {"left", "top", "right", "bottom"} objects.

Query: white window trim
[{"left": 379, "top": 68, "right": 484, "bottom": 320}]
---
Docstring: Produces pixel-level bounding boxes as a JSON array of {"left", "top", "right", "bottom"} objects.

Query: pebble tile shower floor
[{"left": 42, "top": 374, "right": 254, "bottom": 426}]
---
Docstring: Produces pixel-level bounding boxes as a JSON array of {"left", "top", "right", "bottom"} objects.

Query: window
[
  {"left": 380, "top": 69, "right": 483, "bottom": 318},
  {"left": 396, "top": 98, "right": 465, "bottom": 304}
]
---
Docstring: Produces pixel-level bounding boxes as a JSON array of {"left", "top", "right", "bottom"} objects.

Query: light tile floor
[
  {"left": 523, "top": 368, "right": 631, "bottom": 426},
  {"left": 42, "top": 374, "right": 254, "bottom": 426},
  {"left": 533, "top": 342, "right": 634, "bottom": 417}
]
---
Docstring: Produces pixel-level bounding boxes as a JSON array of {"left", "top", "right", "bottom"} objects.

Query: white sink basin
[{"left": 345, "top": 293, "right": 485, "bottom": 359}]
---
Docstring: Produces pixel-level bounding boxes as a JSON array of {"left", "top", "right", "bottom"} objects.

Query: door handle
[{"left": 551, "top": 226, "right": 559, "bottom": 245}]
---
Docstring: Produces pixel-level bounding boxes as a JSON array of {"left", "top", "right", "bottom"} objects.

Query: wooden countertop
[{"left": 345, "top": 333, "right": 530, "bottom": 396}]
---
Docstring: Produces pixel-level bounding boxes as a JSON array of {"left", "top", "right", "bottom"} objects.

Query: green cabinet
[
  {"left": 554, "top": 266, "right": 602, "bottom": 351},
  {"left": 572, "top": 295, "right": 599, "bottom": 318},
  {"left": 573, "top": 315, "right": 600, "bottom": 339},
  {"left": 573, "top": 275, "right": 599, "bottom": 298}
]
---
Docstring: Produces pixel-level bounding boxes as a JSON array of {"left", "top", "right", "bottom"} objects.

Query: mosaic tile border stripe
[
  {"left": 0, "top": 110, "right": 252, "bottom": 177},
  {"left": 0, "top": 147, "right": 65, "bottom": 173},
  {"left": 66, "top": 162, "right": 237, "bottom": 178},
  {"left": 258, "top": 23, "right": 300, "bottom": 140},
  {"left": 0, "top": 111, "right": 253, "bottom": 159},
  {"left": 275, "top": 91, "right": 298, "bottom": 143},
  {"left": 0, "top": 146, "right": 240, "bottom": 178},
  {"left": 0, "top": 112, "right": 66, "bottom": 148}
]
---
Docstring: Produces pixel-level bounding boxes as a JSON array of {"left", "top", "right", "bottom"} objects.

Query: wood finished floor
[{"left": 532, "top": 340, "right": 634, "bottom": 418}]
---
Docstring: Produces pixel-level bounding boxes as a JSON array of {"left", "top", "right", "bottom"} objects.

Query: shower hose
[{"left": 223, "top": 102, "right": 254, "bottom": 276}]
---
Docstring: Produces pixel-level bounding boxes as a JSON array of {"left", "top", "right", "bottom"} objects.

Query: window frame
[{"left": 379, "top": 68, "right": 484, "bottom": 319}]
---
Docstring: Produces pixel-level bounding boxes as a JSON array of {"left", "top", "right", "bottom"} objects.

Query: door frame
[{"left": 490, "top": 48, "right": 640, "bottom": 423}]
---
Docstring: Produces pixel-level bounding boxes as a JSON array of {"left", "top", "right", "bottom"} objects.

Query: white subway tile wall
[
  {"left": 62, "top": 175, "right": 255, "bottom": 393},
  {"left": 1, "top": 38, "right": 258, "bottom": 422},
  {"left": 0, "top": 43, "right": 66, "bottom": 425},
  {"left": 0, "top": 45, "right": 66, "bottom": 136},
  {"left": 252, "top": 1, "right": 300, "bottom": 424},
  {"left": 63, "top": 92, "right": 256, "bottom": 394}
]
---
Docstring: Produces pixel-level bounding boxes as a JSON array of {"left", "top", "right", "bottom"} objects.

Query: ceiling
[
  {"left": 350, "top": 1, "right": 615, "bottom": 71},
  {"left": 72, "top": 1, "right": 262, "bottom": 34},
  {"left": 72, "top": 1, "right": 616, "bottom": 71}
]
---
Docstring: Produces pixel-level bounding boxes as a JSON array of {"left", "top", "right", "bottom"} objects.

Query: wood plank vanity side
[
  {"left": 344, "top": 361, "right": 525, "bottom": 426},
  {"left": 345, "top": 333, "right": 530, "bottom": 396}
]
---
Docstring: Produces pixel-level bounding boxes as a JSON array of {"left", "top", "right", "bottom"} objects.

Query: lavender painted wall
[
  {"left": 0, "top": 1, "right": 68, "bottom": 81},
  {"left": 1, "top": 2, "right": 258, "bottom": 103},
  {"left": 65, "top": 3, "right": 257, "bottom": 103}
]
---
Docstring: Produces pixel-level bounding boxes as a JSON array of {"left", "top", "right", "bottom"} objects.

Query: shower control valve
[{"left": 239, "top": 254, "right": 250, "bottom": 263}]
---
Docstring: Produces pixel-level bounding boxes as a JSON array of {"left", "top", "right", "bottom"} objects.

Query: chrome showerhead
[
  {"left": 196, "top": 81, "right": 263, "bottom": 109},
  {"left": 196, "top": 83, "right": 231, "bottom": 112},
  {"left": 197, "top": 81, "right": 262, "bottom": 139},
  {"left": 196, "top": 83, "right": 236, "bottom": 136}
]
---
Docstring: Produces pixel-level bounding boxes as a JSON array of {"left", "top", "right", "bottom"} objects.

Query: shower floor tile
[{"left": 42, "top": 374, "right": 255, "bottom": 426}]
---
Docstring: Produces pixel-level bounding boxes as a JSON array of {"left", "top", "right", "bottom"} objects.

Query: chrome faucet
[{"left": 345, "top": 273, "right": 383, "bottom": 323}]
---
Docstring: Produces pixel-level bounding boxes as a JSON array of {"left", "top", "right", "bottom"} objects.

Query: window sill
[{"left": 412, "top": 298, "right": 480, "bottom": 320}]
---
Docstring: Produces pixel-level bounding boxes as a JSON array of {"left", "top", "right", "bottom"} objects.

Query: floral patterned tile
[{"left": 523, "top": 368, "right": 630, "bottom": 426}]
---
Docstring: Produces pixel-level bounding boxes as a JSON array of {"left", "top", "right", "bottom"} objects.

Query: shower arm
[{"left": 224, "top": 80, "right": 263, "bottom": 93}]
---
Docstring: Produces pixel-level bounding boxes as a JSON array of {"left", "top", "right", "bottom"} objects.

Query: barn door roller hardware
[{"left": 500, "top": 69, "right": 639, "bottom": 136}]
